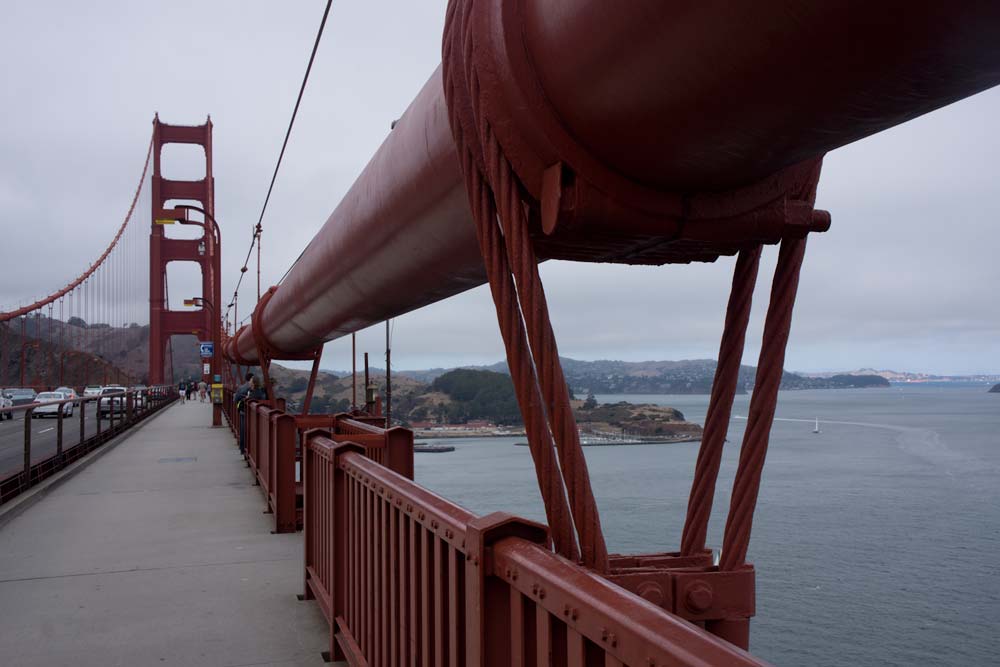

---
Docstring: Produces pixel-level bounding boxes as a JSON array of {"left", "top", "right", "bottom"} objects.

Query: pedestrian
[
  {"left": 234, "top": 372, "right": 254, "bottom": 455},
  {"left": 186, "top": 381, "right": 195, "bottom": 402},
  {"left": 178, "top": 381, "right": 186, "bottom": 404},
  {"left": 198, "top": 380, "right": 208, "bottom": 402},
  {"left": 248, "top": 375, "right": 268, "bottom": 402}
]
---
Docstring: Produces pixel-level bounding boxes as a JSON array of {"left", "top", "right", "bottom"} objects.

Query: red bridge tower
[{"left": 149, "top": 116, "right": 222, "bottom": 425}]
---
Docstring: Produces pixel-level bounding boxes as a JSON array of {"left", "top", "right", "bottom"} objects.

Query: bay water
[{"left": 414, "top": 385, "right": 1000, "bottom": 665}]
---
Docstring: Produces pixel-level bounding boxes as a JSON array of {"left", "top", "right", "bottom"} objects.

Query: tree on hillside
[{"left": 431, "top": 369, "right": 521, "bottom": 424}]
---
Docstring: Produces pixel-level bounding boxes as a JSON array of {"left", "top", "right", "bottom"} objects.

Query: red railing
[
  {"left": 239, "top": 402, "right": 412, "bottom": 535},
  {"left": 302, "top": 430, "right": 770, "bottom": 666},
  {"left": 241, "top": 400, "right": 298, "bottom": 533}
]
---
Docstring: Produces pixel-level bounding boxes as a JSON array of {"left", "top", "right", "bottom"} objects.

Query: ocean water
[{"left": 414, "top": 385, "right": 1000, "bottom": 665}]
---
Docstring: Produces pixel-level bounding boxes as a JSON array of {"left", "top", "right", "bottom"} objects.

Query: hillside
[
  {"left": 330, "top": 358, "right": 891, "bottom": 395},
  {"left": 990, "top": 383, "right": 1000, "bottom": 394},
  {"left": 1, "top": 315, "right": 211, "bottom": 387}
]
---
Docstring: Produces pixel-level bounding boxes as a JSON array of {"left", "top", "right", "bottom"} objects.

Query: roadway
[{"left": 0, "top": 403, "right": 114, "bottom": 480}]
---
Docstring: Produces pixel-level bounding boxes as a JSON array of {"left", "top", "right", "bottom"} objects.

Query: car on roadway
[
  {"left": 33, "top": 391, "right": 74, "bottom": 418},
  {"left": 55, "top": 386, "right": 79, "bottom": 400},
  {"left": 0, "top": 391, "right": 13, "bottom": 421},
  {"left": 98, "top": 386, "right": 128, "bottom": 418},
  {"left": 83, "top": 385, "right": 103, "bottom": 397},
  {"left": 131, "top": 385, "right": 148, "bottom": 408},
  {"left": 5, "top": 388, "right": 37, "bottom": 407}
]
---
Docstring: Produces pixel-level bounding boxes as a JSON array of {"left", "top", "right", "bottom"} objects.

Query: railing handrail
[
  {"left": 336, "top": 416, "right": 386, "bottom": 436},
  {"left": 491, "top": 536, "right": 771, "bottom": 667},
  {"left": 330, "top": 443, "right": 475, "bottom": 547},
  {"left": 3, "top": 386, "right": 169, "bottom": 415}
]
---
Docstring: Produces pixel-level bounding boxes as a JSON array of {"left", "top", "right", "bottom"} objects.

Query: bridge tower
[{"left": 149, "top": 116, "right": 222, "bottom": 425}]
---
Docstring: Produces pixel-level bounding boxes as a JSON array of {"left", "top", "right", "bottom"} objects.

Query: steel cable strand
[
  {"left": 482, "top": 126, "right": 609, "bottom": 571},
  {"left": 452, "top": 0, "right": 607, "bottom": 569},
  {"left": 443, "top": 1, "right": 581, "bottom": 561},
  {"left": 1, "top": 134, "right": 153, "bottom": 323},
  {"left": 680, "top": 247, "right": 762, "bottom": 556},
  {"left": 452, "top": 93, "right": 578, "bottom": 559},
  {"left": 719, "top": 237, "right": 807, "bottom": 571}
]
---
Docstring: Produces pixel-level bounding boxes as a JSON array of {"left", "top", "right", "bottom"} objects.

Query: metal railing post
[
  {"left": 23, "top": 408, "right": 32, "bottom": 483},
  {"left": 56, "top": 403, "right": 64, "bottom": 460},
  {"left": 80, "top": 397, "right": 86, "bottom": 446}
]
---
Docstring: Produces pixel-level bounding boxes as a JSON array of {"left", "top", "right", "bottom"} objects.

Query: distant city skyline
[{"left": 1, "top": 1, "right": 997, "bottom": 378}]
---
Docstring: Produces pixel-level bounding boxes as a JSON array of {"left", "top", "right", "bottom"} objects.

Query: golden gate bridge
[{"left": 0, "top": 1, "right": 998, "bottom": 665}]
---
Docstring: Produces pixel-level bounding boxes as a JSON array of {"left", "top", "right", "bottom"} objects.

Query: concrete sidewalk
[{"left": 0, "top": 402, "right": 328, "bottom": 667}]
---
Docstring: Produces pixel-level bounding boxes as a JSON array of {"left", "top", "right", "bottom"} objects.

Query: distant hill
[
  {"left": 801, "top": 368, "right": 1000, "bottom": 384},
  {"left": 0, "top": 316, "right": 206, "bottom": 386},
  {"left": 990, "top": 383, "right": 1000, "bottom": 394},
  {"left": 323, "top": 357, "right": 890, "bottom": 395}
]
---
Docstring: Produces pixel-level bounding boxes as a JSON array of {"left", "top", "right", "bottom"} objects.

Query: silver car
[
  {"left": 33, "top": 391, "right": 73, "bottom": 418},
  {"left": 0, "top": 391, "right": 13, "bottom": 421},
  {"left": 98, "top": 386, "right": 128, "bottom": 417}
]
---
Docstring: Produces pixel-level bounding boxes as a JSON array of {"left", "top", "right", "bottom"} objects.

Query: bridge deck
[{"left": 0, "top": 402, "right": 329, "bottom": 666}]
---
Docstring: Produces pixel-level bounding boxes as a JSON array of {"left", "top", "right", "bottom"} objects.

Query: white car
[
  {"left": 55, "top": 386, "right": 79, "bottom": 400},
  {"left": 33, "top": 392, "right": 74, "bottom": 418},
  {"left": 98, "top": 386, "right": 128, "bottom": 417},
  {"left": 83, "top": 386, "right": 103, "bottom": 397},
  {"left": 0, "top": 391, "right": 13, "bottom": 421},
  {"left": 131, "top": 386, "right": 148, "bottom": 408}
]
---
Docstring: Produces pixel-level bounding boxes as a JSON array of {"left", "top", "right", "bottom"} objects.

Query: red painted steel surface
[
  {"left": 515, "top": 0, "right": 1000, "bottom": 192},
  {"left": 226, "top": 1, "right": 1000, "bottom": 363},
  {"left": 149, "top": 117, "right": 222, "bottom": 388},
  {"left": 239, "top": 401, "right": 413, "bottom": 534}
]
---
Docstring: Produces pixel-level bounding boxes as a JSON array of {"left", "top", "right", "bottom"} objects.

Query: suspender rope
[
  {"left": 720, "top": 236, "right": 808, "bottom": 571},
  {"left": 681, "top": 247, "right": 762, "bottom": 556},
  {"left": 444, "top": 1, "right": 608, "bottom": 569}
]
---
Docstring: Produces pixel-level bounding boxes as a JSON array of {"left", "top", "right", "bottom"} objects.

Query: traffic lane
[{"left": 0, "top": 403, "right": 120, "bottom": 479}]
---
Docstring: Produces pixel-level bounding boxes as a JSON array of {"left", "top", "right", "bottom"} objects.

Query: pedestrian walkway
[{"left": 0, "top": 402, "right": 328, "bottom": 666}]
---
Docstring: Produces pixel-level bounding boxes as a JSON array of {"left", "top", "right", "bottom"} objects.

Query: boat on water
[{"left": 413, "top": 444, "right": 455, "bottom": 453}]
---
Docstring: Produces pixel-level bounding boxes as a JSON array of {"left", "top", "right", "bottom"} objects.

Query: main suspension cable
[{"left": 226, "top": 0, "right": 334, "bottom": 321}]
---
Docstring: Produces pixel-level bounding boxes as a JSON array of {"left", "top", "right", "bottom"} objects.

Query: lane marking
[{"left": 39, "top": 427, "right": 55, "bottom": 434}]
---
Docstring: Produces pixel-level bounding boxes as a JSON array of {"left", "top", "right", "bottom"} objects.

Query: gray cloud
[{"left": 1, "top": 1, "right": 997, "bottom": 376}]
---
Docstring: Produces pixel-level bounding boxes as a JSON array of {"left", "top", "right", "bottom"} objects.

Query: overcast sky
[{"left": 1, "top": 1, "right": 997, "bottom": 376}]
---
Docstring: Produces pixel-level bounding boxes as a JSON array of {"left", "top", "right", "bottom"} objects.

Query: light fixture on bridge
[{"left": 154, "top": 208, "right": 187, "bottom": 225}]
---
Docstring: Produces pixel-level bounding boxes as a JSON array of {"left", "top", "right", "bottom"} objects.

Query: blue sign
[{"left": 199, "top": 341, "right": 214, "bottom": 358}]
